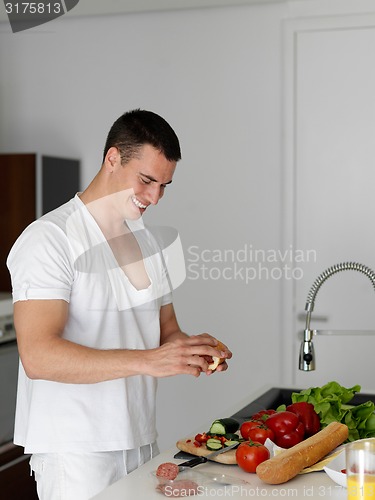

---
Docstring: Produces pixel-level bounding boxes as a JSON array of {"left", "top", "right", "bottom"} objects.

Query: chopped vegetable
[
  {"left": 224, "top": 439, "right": 240, "bottom": 447},
  {"left": 224, "top": 432, "right": 241, "bottom": 441},
  {"left": 206, "top": 438, "right": 223, "bottom": 451},
  {"left": 194, "top": 432, "right": 209, "bottom": 444}
]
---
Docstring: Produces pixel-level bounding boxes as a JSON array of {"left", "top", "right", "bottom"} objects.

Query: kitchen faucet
[{"left": 299, "top": 262, "right": 375, "bottom": 371}]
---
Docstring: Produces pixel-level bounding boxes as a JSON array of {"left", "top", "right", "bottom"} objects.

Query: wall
[
  {"left": 0, "top": 3, "right": 285, "bottom": 451},
  {"left": 1, "top": 0, "right": 374, "bottom": 452},
  {"left": 282, "top": 8, "right": 375, "bottom": 393}
]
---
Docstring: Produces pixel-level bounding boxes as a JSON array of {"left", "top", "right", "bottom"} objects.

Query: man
[{"left": 7, "top": 109, "right": 231, "bottom": 500}]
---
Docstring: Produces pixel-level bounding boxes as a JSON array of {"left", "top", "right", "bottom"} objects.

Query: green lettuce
[{"left": 291, "top": 381, "right": 375, "bottom": 441}]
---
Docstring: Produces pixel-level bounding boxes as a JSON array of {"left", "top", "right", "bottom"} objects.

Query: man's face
[{"left": 109, "top": 144, "right": 176, "bottom": 219}]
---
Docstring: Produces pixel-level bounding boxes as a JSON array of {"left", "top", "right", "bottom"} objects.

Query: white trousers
[{"left": 29, "top": 443, "right": 159, "bottom": 500}]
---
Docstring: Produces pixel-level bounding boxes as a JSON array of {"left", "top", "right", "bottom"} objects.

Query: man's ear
[{"left": 104, "top": 147, "right": 120, "bottom": 172}]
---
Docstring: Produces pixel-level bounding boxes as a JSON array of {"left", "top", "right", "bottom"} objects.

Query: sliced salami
[
  {"left": 156, "top": 479, "right": 199, "bottom": 497},
  {"left": 155, "top": 462, "right": 179, "bottom": 480}
]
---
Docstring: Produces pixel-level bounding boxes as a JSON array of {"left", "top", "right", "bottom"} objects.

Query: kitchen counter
[
  {"left": 92, "top": 448, "right": 346, "bottom": 499},
  {"left": 92, "top": 384, "right": 368, "bottom": 499}
]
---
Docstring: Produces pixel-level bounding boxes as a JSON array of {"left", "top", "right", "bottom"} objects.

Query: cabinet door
[
  {"left": 282, "top": 15, "right": 375, "bottom": 389},
  {"left": 0, "top": 154, "right": 80, "bottom": 292},
  {"left": 0, "top": 154, "right": 36, "bottom": 292},
  {"left": 0, "top": 445, "right": 38, "bottom": 499}
]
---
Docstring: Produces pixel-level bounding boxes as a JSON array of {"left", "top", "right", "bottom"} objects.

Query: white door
[{"left": 282, "top": 13, "right": 375, "bottom": 392}]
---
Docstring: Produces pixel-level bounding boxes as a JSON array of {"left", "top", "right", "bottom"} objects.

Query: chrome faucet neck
[{"left": 299, "top": 262, "right": 375, "bottom": 371}]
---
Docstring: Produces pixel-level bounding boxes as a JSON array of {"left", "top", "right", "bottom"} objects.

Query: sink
[{"left": 230, "top": 387, "right": 375, "bottom": 422}]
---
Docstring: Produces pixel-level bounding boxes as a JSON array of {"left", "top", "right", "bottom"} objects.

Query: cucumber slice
[
  {"left": 224, "top": 433, "right": 240, "bottom": 440},
  {"left": 206, "top": 432, "right": 220, "bottom": 439},
  {"left": 206, "top": 438, "right": 223, "bottom": 451},
  {"left": 224, "top": 440, "right": 240, "bottom": 448},
  {"left": 209, "top": 418, "right": 240, "bottom": 435}
]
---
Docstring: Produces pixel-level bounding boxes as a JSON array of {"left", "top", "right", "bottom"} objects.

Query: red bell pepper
[
  {"left": 265, "top": 410, "right": 305, "bottom": 448},
  {"left": 194, "top": 432, "right": 209, "bottom": 447},
  {"left": 286, "top": 402, "right": 320, "bottom": 437}
]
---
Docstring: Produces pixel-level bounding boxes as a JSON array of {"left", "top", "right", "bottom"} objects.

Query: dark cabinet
[
  {"left": 0, "top": 153, "right": 80, "bottom": 498},
  {"left": 0, "top": 443, "right": 38, "bottom": 499},
  {"left": 0, "top": 153, "right": 80, "bottom": 292}
]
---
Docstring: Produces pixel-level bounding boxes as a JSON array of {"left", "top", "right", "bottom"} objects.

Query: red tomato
[
  {"left": 247, "top": 425, "right": 275, "bottom": 445},
  {"left": 236, "top": 441, "right": 270, "bottom": 473},
  {"left": 251, "top": 409, "right": 277, "bottom": 421},
  {"left": 240, "top": 420, "right": 263, "bottom": 440}
]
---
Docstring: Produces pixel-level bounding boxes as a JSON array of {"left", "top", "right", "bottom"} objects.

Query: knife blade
[{"left": 178, "top": 442, "right": 238, "bottom": 470}]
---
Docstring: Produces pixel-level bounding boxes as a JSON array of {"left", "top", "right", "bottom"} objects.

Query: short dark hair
[{"left": 103, "top": 109, "right": 181, "bottom": 164}]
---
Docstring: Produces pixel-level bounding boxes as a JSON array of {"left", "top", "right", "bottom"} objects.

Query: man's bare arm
[{"left": 14, "top": 300, "right": 230, "bottom": 383}]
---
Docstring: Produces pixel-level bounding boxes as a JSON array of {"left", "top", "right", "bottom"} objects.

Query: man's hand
[{"left": 142, "top": 333, "right": 232, "bottom": 378}]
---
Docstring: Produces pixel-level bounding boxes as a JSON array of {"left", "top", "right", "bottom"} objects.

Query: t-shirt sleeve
[
  {"left": 7, "top": 220, "right": 74, "bottom": 303},
  {"left": 161, "top": 289, "right": 173, "bottom": 307}
]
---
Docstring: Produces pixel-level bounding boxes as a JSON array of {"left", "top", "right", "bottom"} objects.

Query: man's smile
[{"left": 131, "top": 195, "right": 147, "bottom": 209}]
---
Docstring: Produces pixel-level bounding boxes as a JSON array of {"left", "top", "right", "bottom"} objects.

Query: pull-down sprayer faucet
[{"left": 299, "top": 262, "right": 375, "bottom": 371}]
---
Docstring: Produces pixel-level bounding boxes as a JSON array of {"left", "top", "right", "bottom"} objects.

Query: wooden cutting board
[{"left": 176, "top": 437, "right": 237, "bottom": 465}]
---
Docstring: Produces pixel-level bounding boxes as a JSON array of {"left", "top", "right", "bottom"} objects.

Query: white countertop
[
  {"left": 91, "top": 385, "right": 349, "bottom": 499},
  {"left": 92, "top": 447, "right": 347, "bottom": 499}
]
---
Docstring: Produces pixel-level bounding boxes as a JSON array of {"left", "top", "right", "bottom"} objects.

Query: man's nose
[{"left": 147, "top": 184, "right": 161, "bottom": 205}]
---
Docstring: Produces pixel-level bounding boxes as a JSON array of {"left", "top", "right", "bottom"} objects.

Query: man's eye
[{"left": 140, "top": 177, "right": 151, "bottom": 184}]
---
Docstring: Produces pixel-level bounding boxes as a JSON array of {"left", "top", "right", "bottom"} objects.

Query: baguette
[{"left": 256, "top": 421, "right": 348, "bottom": 484}]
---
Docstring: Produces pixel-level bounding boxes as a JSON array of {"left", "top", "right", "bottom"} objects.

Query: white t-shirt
[{"left": 7, "top": 194, "right": 172, "bottom": 454}]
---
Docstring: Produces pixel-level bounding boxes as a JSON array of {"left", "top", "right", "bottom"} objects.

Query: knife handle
[{"left": 179, "top": 456, "right": 208, "bottom": 468}]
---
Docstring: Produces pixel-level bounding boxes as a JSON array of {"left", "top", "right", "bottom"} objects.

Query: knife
[{"left": 178, "top": 442, "right": 238, "bottom": 471}]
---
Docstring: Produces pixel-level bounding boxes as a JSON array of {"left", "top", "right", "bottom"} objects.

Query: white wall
[
  {"left": 282, "top": 10, "right": 375, "bottom": 393},
  {"left": 1, "top": 0, "right": 374, "bottom": 452}
]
